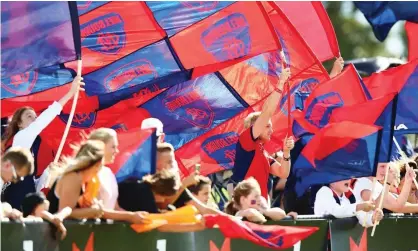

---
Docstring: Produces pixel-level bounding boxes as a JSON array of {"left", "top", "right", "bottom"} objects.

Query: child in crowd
[
  {"left": 225, "top": 178, "right": 297, "bottom": 223},
  {"left": 21, "top": 192, "right": 71, "bottom": 240},
  {"left": 314, "top": 179, "right": 383, "bottom": 227}
]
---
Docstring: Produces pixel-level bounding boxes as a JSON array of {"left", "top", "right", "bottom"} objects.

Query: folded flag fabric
[
  {"left": 204, "top": 214, "right": 318, "bottom": 250},
  {"left": 355, "top": 1, "right": 418, "bottom": 41}
]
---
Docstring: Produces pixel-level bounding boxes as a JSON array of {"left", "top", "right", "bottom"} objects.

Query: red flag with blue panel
[
  {"left": 204, "top": 214, "right": 318, "bottom": 250},
  {"left": 293, "top": 121, "right": 382, "bottom": 196}
]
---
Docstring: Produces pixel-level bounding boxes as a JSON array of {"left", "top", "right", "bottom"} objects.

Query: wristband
[{"left": 283, "top": 156, "right": 291, "bottom": 162}]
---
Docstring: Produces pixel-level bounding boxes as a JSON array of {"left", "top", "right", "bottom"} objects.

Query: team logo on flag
[
  {"left": 305, "top": 92, "right": 344, "bottom": 128},
  {"left": 201, "top": 13, "right": 250, "bottom": 62},
  {"left": 104, "top": 59, "right": 158, "bottom": 92},
  {"left": 1, "top": 71, "right": 38, "bottom": 96},
  {"left": 81, "top": 13, "right": 126, "bottom": 54},
  {"left": 163, "top": 84, "right": 214, "bottom": 128},
  {"left": 279, "top": 78, "right": 320, "bottom": 116},
  {"left": 59, "top": 111, "right": 97, "bottom": 128},
  {"left": 201, "top": 132, "right": 239, "bottom": 169},
  {"left": 265, "top": 33, "right": 290, "bottom": 76},
  {"left": 181, "top": 1, "right": 218, "bottom": 11}
]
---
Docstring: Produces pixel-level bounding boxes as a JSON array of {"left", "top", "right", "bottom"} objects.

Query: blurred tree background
[{"left": 324, "top": 1, "right": 408, "bottom": 60}]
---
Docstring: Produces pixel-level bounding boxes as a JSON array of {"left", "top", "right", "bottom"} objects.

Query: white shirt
[
  {"left": 97, "top": 167, "right": 119, "bottom": 209},
  {"left": 353, "top": 177, "right": 384, "bottom": 227},
  {"left": 314, "top": 186, "right": 357, "bottom": 218},
  {"left": 12, "top": 101, "right": 63, "bottom": 149}
]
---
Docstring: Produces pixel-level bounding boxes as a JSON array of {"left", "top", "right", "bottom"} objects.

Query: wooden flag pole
[
  {"left": 371, "top": 164, "right": 390, "bottom": 236},
  {"left": 53, "top": 59, "right": 82, "bottom": 163}
]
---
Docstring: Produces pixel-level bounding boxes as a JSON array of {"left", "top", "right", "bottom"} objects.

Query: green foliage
[{"left": 325, "top": 1, "right": 404, "bottom": 60}]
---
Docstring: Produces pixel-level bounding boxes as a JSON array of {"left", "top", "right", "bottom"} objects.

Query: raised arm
[{"left": 252, "top": 68, "right": 290, "bottom": 139}]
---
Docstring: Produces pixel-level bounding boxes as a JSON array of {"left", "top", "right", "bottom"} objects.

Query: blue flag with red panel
[
  {"left": 363, "top": 59, "right": 418, "bottom": 134},
  {"left": 1, "top": 1, "right": 81, "bottom": 99},
  {"left": 355, "top": 1, "right": 418, "bottom": 41},
  {"left": 109, "top": 129, "right": 157, "bottom": 183},
  {"left": 293, "top": 121, "right": 382, "bottom": 196}
]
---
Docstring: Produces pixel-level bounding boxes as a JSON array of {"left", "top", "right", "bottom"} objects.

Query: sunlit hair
[
  {"left": 225, "top": 177, "right": 260, "bottom": 215},
  {"left": 157, "top": 142, "right": 174, "bottom": 153},
  {"left": 1, "top": 107, "right": 34, "bottom": 151},
  {"left": 86, "top": 128, "right": 117, "bottom": 144},
  {"left": 188, "top": 175, "right": 211, "bottom": 194},
  {"left": 48, "top": 140, "right": 105, "bottom": 185},
  {"left": 142, "top": 169, "right": 180, "bottom": 197},
  {"left": 1, "top": 147, "right": 34, "bottom": 175},
  {"left": 243, "top": 112, "right": 261, "bottom": 129}
]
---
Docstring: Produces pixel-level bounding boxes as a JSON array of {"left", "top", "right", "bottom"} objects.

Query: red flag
[
  {"left": 275, "top": 1, "right": 340, "bottom": 62},
  {"left": 302, "top": 121, "right": 381, "bottom": 167},
  {"left": 406, "top": 22, "right": 418, "bottom": 61},
  {"left": 204, "top": 214, "right": 318, "bottom": 250},
  {"left": 170, "top": 2, "right": 281, "bottom": 71}
]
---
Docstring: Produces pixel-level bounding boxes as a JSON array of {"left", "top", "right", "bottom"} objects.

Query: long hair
[
  {"left": 1, "top": 106, "right": 34, "bottom": 151},
  {"left": 48, "top": 140, "right": 105, "bottom": 185},
  {"left": 224, "top": 177, "right": 260, "bottom": 215}
]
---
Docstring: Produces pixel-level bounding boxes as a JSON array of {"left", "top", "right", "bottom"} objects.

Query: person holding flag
[{"left": 230, "top": 62, "right": 294, "bottom": 200}]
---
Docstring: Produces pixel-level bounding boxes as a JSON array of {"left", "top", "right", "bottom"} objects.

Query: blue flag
[
  {"left": 355, "top": 1, "right": 418, "bottom": 41},
  {"left": 1, "top": 1, "right": 81, "bottom": 78}
]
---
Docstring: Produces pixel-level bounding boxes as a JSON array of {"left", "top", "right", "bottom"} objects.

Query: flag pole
[
  {"left": 371, "top": 164, "right": 390, "bottom": 236},
  {"left": 42, "top": 59, "right": 82, "bottom": 189},
  {"left": 54, "top": 59, "right": 82, "bottom": 163}
]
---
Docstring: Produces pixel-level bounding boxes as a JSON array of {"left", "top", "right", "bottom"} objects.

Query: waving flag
[
  {"left": 355, "top": 1, "right": 418, "bottom": 41},
  {"left": 292, "top": 65, "right": 368, "bottom": 135},
  {"left": 293, "top": 121, "right": 382, "bottom": 196},
  {"left": 1, "top": 1, "right": 81, "bottom": 78},
  {"left": 406, "top": 22, "right": 418, "bottom": 61},
  {"left": 363, "top": 59, "right": 418, "bottom": 134},
  {"left": 110, "top": 129, "right": 157, "bottom": 183},
  {"left": 330, "top": 94, "right": 398, "bottom": 162},
  {"left": 204, "top": 214, "right": 318, "bottom": 250},
  {"left": 275, "top": 1, "right": 340, "bottom": 61}
]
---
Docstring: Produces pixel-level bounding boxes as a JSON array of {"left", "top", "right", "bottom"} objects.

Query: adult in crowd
[
  {"left": 225, "top": 178, "right": 297, "bottom": 223},
  {"left": 314, "top": 179, "right": 383, "bottom": 227},
  {"left": 230, "top": 63, "right": 293, "bottom": 200},
  {"left": 118, "top": 170, "right": 181, "bottom": 213},
  {"left": 1, "top": 147, "right": 34, "bottom": 219},
  {"left": 47, "top": 140, "right": 105, "bottom": 219},
  {"left": 1, "top": 76, "right": 84, "bottom": 209}
]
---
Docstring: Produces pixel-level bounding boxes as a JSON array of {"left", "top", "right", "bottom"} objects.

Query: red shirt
[{"left": 231, "top": 126, "right": 271, "bottom": 198}]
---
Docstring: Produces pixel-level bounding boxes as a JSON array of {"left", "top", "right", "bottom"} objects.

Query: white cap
[{"left": 141, "top": 118, "right": 164, "bottom": 136}]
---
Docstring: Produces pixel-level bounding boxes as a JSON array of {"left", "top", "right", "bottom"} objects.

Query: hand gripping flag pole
[{"left": 371, "top": 161, "right": 390, "bottom": 237}]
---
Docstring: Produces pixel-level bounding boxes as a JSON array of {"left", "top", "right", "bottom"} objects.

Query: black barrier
[
  {"left": 1, "top": 215, "right": 417, "bottom": 251},
  {"left": 330, "top": 215, "right": 418, "bottom": 251}
]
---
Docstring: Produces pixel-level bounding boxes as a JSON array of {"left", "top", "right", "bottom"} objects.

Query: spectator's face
[
  {"left": 1, "top": 161, "right": 26, "bottom": 183},
  {"left": 377, "top": 163, "right": 389, "bottom": 180},
  {"left": 194, "top": 184, "right": 211, "bottom": 204},
  {"left": 259, "top": 121, "right": 273, "bottom": 142},
  {"left": 240, "top": 190, "right": 262, "bottom": 210},
  {"left": 18, "top": 109, "right": 37, "bottom": 129},
  {"left": 104, "top": 136, "right": 119, "bottom": 165},
  {"left": 157, "top": 151, "right": 177, "bottom": 172},
  {"left": 330, "top": 179, "right": 351, "bottom": 194}
]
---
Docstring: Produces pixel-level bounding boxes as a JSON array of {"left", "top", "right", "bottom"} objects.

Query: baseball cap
[{"left": 141, "top": 118, "right": 164, "bottom": 136}]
